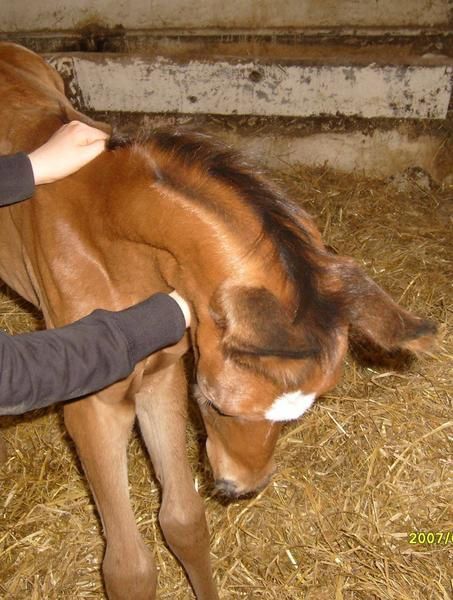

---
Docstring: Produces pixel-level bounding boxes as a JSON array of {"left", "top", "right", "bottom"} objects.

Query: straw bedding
[{"left": 0, "top": 165, "right": 451, "bottom": 599}]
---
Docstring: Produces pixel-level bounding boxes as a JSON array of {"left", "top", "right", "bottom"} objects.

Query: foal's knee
[
  {"left": 103, "top": 539, "right": 157, "bottom": 600},
  {"left": 159, "top": 491, "right": 208, "bottom": 550}
]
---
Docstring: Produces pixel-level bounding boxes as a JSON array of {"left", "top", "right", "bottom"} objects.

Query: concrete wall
[
  {"left": 2, "top": 1, "right": 451, "bottom": 179},
  {"left": 53, "top": 54, "right": 452, "bottom": 119},
  {"left": 1, "top": 0, "right": 450, "bottom": 31}
]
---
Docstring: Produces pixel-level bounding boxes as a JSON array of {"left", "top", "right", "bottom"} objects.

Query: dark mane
[{"left": 108, "top": 129, "right": 347, "bottom": 353}]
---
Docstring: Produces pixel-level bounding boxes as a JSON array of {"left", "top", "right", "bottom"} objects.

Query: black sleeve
[
  {"left": 0, "top": 293, "right": 186, "bottom": 415},
  {"left": 0, "top": 153, "right": 35, "bottom": 206}
]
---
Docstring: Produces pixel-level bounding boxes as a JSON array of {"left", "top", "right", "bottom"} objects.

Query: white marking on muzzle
[{"left": 265, "top": 391, "right": 316, "bottom": 422}]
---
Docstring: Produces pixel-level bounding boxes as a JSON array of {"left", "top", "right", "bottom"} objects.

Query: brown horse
[{"left": 0, "top": 43, "right": 436, "bottom": 599}]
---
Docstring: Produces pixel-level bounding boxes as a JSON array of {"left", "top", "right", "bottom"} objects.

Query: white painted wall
[
  {"left": 52, "top": 54, "right": 452, "bottom": 119},
  {"left": 1, "top": 0, "right": 450, "bottom": 31}
]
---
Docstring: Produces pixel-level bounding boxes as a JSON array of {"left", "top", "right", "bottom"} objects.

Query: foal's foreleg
[
  {"left": 64, "top": 397, "right": 157, "bottom": 600},
  {"left": 136, "top": 363, "right": 219, "bottom": 600}
]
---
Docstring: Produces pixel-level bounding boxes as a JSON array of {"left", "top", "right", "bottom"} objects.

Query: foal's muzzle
[{"left": 214, "top": 476, "right": 272, "bottom": 500}]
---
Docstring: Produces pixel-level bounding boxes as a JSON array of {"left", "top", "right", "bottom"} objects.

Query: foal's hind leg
[
  {"left": 136, "top": 362, "right": 219, "bottom": 600},
  {"left": 64, "top": 396, "right": 157, "bottom": 600}
]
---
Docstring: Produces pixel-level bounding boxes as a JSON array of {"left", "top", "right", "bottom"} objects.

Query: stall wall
[{"left": 1, "top": 0, "right": 450, "bottom": 31}]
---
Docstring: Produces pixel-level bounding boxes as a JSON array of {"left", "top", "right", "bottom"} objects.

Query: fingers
[
  {"left": 168, "top": 291, "right": 191, "bottom": 328},
  {"left": 79, "top": 137, "right": 108, "bottom": 162},
  {"left": 48, "top": 120, "right": 109, "bottom": 147},
  {"left": 67, "top": 120, "right": 109, "bottom": 146}
]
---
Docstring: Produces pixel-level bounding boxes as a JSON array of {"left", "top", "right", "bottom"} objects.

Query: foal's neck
[{"left": 106, "top": 152, "right": 287, "bottom": 306}]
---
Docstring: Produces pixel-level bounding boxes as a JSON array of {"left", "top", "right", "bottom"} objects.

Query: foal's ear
[
  {"left": 210, "top": 285, "right": 316, "bottom": 359},
  {"left": 338, "top": 259, "right": 437, "bottom": 352}
]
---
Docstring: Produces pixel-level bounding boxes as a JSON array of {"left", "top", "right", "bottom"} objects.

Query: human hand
[
  {"left": 28, "top": 120, "right": 109, "bottom": 185},
  {"left": 169, "top": 291, "right": 191, "bottom": 328}
]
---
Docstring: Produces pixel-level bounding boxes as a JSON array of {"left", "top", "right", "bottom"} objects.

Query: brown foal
[{"left": 0, "top": 43, "right": 436, "bottom": 599}]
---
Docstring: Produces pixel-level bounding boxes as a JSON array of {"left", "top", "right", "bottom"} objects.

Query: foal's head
[
  {"left": 119, "top": 130, "right": 437, "bottom": 498},
  {"left": 193, "top": 262, "right": 436, "bottom": 497}
]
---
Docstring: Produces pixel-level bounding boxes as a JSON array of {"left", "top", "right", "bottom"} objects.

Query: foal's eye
[{"left": 206, "top": 399, "right": 231, "bottom": 417}]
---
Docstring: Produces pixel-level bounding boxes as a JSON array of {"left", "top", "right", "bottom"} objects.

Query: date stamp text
[{"left": 408, "top": 531, "right": 452, "bottom": 545}]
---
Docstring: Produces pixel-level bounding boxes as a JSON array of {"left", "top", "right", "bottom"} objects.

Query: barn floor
[{"left": 0, "top": 164, "right": 451, "bottom": 600}]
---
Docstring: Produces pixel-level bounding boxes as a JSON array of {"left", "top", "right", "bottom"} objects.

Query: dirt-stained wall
[{"left": 1, "top": 0, "right": 450, "bottom": 31}]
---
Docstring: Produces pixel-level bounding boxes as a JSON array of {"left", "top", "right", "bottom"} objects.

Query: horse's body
[{"left": 0, "top": 43, "right": 436, "bottom": 599}]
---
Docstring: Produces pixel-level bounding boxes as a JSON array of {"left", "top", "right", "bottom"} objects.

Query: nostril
[
  {"left": 214, "top": 478, "right": 261, "bottom": 500},
  {"left": 214, "top": 478, "right": 238, "bottom": 498}
]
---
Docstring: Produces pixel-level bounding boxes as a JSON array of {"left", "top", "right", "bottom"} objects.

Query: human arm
[
  {"left": 0, "top": 153, "right": 35, "bottom": 206},
  {"left": 0, "top": 121, "right": 108, "bottom": 206},
  {"left": 0, "top": 293, "right": 189, "bottom": 416}
]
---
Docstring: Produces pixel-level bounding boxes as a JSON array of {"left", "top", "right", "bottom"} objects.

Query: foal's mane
[{"left": 108, "top": 129, "right": 346, "bottom": 353}]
